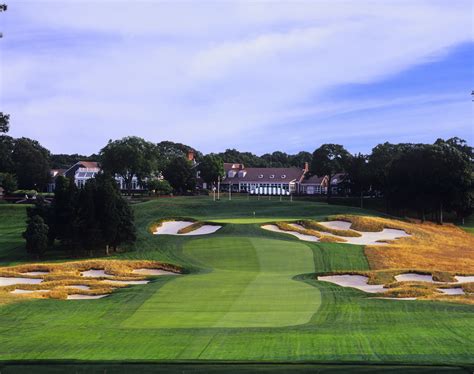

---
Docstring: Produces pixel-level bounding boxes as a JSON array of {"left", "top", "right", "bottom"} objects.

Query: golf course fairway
[{"left": 0, "top": 197, "right": 472, "bottom": 369}]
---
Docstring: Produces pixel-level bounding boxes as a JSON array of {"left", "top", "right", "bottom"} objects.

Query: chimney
[
  {"left": 304, "top": 162, "right": 309, "bottom": 173},
  {"left": 187, "top": 150, "right": 195, "bottom": 162}
]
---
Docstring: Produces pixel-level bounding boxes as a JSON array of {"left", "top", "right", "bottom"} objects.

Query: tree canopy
[
  {"left": 100, "top": 136, "right": 158, "bottom": 193},
  {"left": 199, "top": 154, "right": 224, "bottom": 186}
]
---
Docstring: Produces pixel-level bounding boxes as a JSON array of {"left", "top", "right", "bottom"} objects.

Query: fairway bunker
[
  {"left": 437, "top": 288, "right": 465, "bottom": 295},
  {"left": 81, "top": 269, "right": 112, "bottom": 278},
  {"left": 66, "top": 285, "right": 91, "bottom": 290},
  {"left": 153, "top": 221, "right": 221, "bottom": 236},
  {"left": 132, "top": 268, "right": 179, "bottom": 276},
  {"left": 10, "top": 289, "right": 50, "bottom": 294},
  {"left": 395, "top": 273, "right": 437, "bottom": 283},
  {"left": 0, "top": 277, "right": 44, "bottom": 286},
  {"left": 262, "top": 220, "right": 410, "bottom": 245},
  {"left": 67, "top": 294, "right": 108, "bottom": 300},
  {"left": 319, "top": 221, "right": 410, "bottom": 245},
  {"left": 454, "top": 275, "right": 474, "bottom": 283},
  {"left": 261, "top": 224, "right": 319, "bottom": 241},
  {"left": 317, "top": 275, "right": 387, "bottom": 293}
]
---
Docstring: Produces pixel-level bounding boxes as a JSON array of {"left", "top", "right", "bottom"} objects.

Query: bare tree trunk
[
  {"left": 439, "top": 201, "right": 443, "bottom": 225},
  {"left": 360, "top": 190, "right": 363, "bottom": 209}
]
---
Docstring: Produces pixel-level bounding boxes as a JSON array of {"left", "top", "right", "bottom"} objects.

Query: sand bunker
[
  {"left": 0, "top": 277, "right": 44, "bottom": 286},
  {"left": 437, "top": 288, "right": 465, "bottom": 295},
  {"left": 66, "top": 285, "right": 91, "bottom": 290},
  {"left": 318, "top": 221, "right": 410, "bottom": 245},
  {"left": 132, "top": 268, "right": 178, "bottom": 276},
  {"left": 154, "top": 221, "right": 221, "bottom": 236},
  {"left": 67, "top": 294, "right": 108, "bottom": 300},
  {"left": 394, "top": 273, "right": 437, "bottom": 283},
  {"left": 81, "top": 269, "right": 112, "bottom": 278},
  {"left": 262, "top": 220, "right": 409, "bottom": 245},
  {"left": 20, "top": 271, "right": 49, "bottom": 276},
  {"left": 10, "top": 289, "right": 49, "bottom": 294},
  {"left": 104, "top": 280, "right": 149, "bottom": 285},
  {"left": 454, "top": 276, "right": 474, "bottom": 283},
  {"left": 261, "top": 225, "right": 319, "bottom": 242},
  {"left": 375, "top": 297, "right": 417, "bottom": 301},
  {"left": 318, "top": 275, "right": 386, "bottom": 293}
]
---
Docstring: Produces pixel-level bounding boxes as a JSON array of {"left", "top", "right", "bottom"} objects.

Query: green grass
[
  {"left": 0, "top": 197, "right": 472, "bottom": 365},
  {"left": 0, "top": 205, "right": 29, "bottom": 263},
  {"left": 460, "top": 215, "right": 474, "bottom": 234}
]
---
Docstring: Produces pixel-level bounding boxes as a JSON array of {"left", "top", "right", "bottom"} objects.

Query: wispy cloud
[{"left": 2, "top": 0, "right": 472, "bottom": 154}]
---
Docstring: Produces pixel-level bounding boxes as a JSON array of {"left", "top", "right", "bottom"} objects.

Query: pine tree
[{"left": 23, "top": 215, "right": 49, "bottom": 259}]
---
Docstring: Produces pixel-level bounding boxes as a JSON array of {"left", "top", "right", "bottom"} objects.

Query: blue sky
[{"left": 1, "top": 1, "right": 473, "bottom": 155}]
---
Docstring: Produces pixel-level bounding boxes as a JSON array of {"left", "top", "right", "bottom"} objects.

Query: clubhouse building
[{"left": 219, "top": 163, "right": 343, "bottom": 196}]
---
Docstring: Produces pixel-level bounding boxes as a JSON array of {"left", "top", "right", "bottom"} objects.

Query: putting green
[{"left": 123, "top": 237, "right": 320, "bottom": 328}]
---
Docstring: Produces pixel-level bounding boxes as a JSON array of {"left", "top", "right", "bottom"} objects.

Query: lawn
[{"left": 0, "top": 197, "right": 472, "bottom": 369}]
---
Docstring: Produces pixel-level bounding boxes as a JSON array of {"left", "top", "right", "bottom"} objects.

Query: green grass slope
[{"left": 0, "top": 197, "right": 472, "bottom": 365}]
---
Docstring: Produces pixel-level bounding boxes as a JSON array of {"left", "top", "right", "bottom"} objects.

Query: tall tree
[
  {"left": 100, "top": 136, "right": 158, "bottom": 194},
  {"left": 310, "top": 144, "right": 350, "bottom": 198},
  {"left": 23, "top": 215, "right": 49, "bottom": 259},
  {"left": 0, "top": 172, "right": 17, "bottom": 194},
  {"left": 51, "top": 176, "right": 78, "bottom": 247},
  {"left": 199, "top": 154, "right": 224, "bottom": 186},
  {"left": 346, "top": 153, "right": 371, "bottom": 208},
  {"left": 12, "top": 137, "right": 51, "bottom": 190},
  {"left": 0, "top": 135, "right": 14, "bottom": 173},
  {"left": 163, "top": 156, "right": 196, "bottom": 193},
  {"left": 0, "top": 112, "right": 9, "bottom": 133}
]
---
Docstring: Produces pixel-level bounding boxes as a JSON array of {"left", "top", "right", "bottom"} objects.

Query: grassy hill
[{"left": 0, "top": 197, "right": 472, "bottom": 368}]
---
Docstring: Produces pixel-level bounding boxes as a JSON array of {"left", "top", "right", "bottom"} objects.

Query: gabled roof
[{"left": 77, "top": 161, "right": 100, "bottom": 169}]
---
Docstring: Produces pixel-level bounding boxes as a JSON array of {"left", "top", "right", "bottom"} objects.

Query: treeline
[
  {"left": 24, "top": 174, "right": 135, "bottom": 258},
  {"left": 308, "top": 140, "right": 473, "bottom": 224}
]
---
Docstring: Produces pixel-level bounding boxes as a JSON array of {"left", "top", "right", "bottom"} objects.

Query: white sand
[
  {"left": 81, "top": 269, "right": 112, "bottom": 278},
  {"left": 132, "top": 268, "right": 178, "bottom": 276},
  {"left": 261, "top": 224, "right": 319, "bottom": 242},
  {"left": 318, "top": 221, "right": 353, "bottom": 230},
  {"left": 437, "top": 288, "right": 465, "bottom": 295},
  {"left": 317, "top": 275, "right": 386, "bottom": 293},
  {"left": 375, "top": 297, "right": 417, "bottom": 301},
  {"left": 10, "top": 289, "right": 49, "bottom": 294},
  {"left": 395, "top": 273, "right": 436, "bottom": 283},
  {"left": 454, "top": 276, "right": 474, "bottom": 283},
  {"left": 67, "top": 294, "right": 108, "bottom": 300},
  {"left": 153, "top": 221, "right": 221, "bottom": 236},
  {"left": 103, "top": 280, "right": 149, "bottom": 285},
  {"left": 318, "top": 221, "right": 410, "bottom": 245},
  {"left": 0, "top": 277, "right": 44, "bottom": 286},
  {"left": 20, "top": 271, "right": 49, "bottom": 276},
  {"left": 66, "top": 285, "right": 91, "bottom": 290},
  {"left": 262, "top": 220, "right": 409, "bottom": 245}
]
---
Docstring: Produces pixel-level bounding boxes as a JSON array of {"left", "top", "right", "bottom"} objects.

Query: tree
[
  {"left": 0, "top": 135, "right": 14, "bottom": 173},
  {"left": 289, "top": 151, "right": 312, "bottom": 168},
  {"left": 199, "top": 154, "right": 224, "bottom": 186},
  {"left": 100, "top": 136, "right": 158, "bottom": 194},
  {"left": 51, "top": 176, "right": 78, "bottom": 247},
  {"left": 156, "top": 141, "right": 201, "bottom": 169},
  {"left": 310, "top": 144, "right": 350, "bottom": 198},
  {"left": 0, "top": 112, "right": 9, "bottom": 133},
  {"left": 163, "top": 156, "right": 196, "bottom": 193},
  {"left": 0, "top": 172, "right": 17, "bottom": 194},
  {"left": 12, "top": 137, "right": 51, "bottom": 190},
  {"left": 346, "top": 153, "right": 371, "bottom": 208},
  {"left": 146, "top": 179, "right": 173, "bottom": 195},
  {"left": 23, "top": 215, "right": 49, "bottom": 259}
]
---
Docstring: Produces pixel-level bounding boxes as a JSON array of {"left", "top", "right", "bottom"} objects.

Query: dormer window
[
  {"left": 258, "top": 174, "right": 264, "bottom": 179},
  {"left": 281, "top": 175, "right": 286, "bottom": 178},
  {"left": 270, "top": 175, "right": 275, "bottom": 179}
]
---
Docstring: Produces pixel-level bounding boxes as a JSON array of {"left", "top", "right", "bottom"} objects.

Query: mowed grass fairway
[{"left": 0, "top": 197, "right": 473, "bottom": 366}]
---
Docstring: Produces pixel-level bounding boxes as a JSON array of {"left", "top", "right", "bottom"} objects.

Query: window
[
  {"left": 270, "top": 175, "right": 275, "bottom": 179},
  {"left": 281, "top": 175, "right": 286, "bottom": 178},
  {"left": 258, "top": 174, "right": 263, "bottom": 178}
]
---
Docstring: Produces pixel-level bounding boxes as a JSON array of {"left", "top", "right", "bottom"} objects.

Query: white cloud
[{"left": 2, "top": 0, "right": 473, "bottom": 154}]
